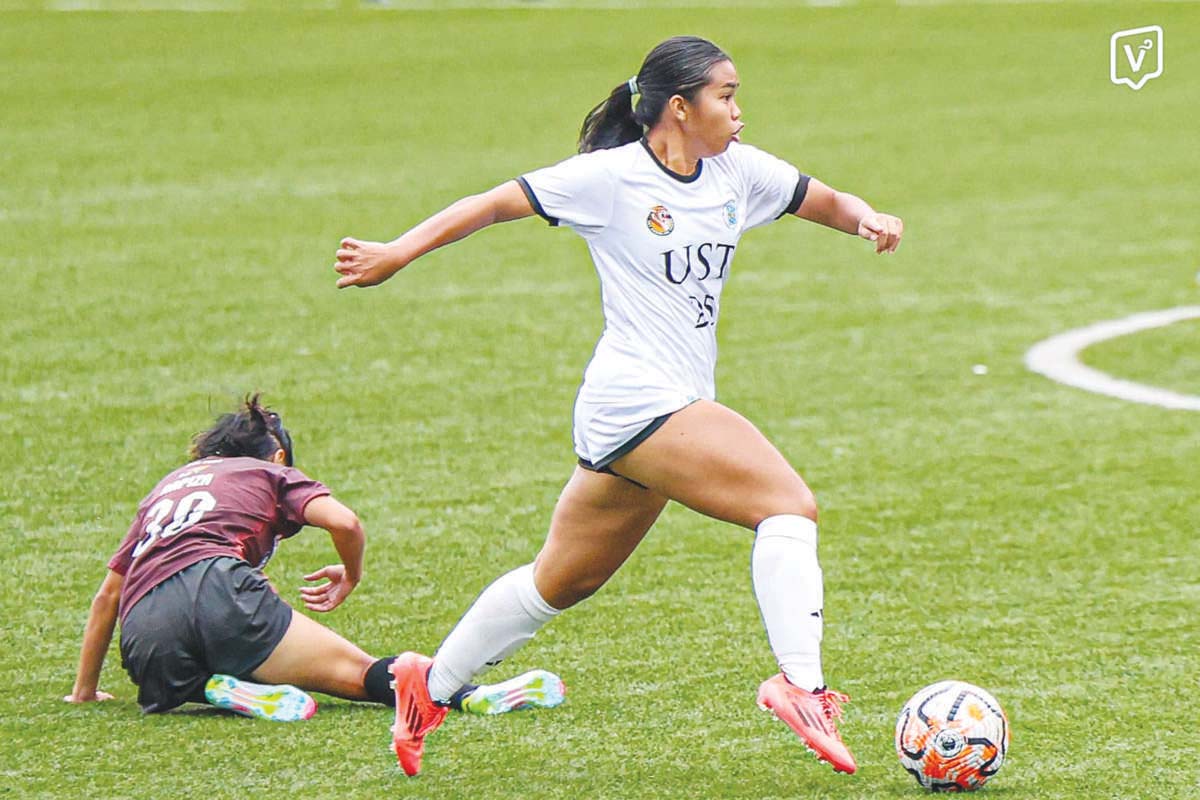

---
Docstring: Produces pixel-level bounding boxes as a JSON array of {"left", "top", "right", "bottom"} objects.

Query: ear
[
  {"left": 667, "top": 94, "right": 688, "bottom": 123},
  {"left": 270, "top": 448, "right": 288, "bottom": 465}
]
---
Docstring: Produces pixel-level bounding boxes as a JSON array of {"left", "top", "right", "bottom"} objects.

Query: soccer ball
[{"left": 894, "top": 680, "right": 1010, "bottom": 792}]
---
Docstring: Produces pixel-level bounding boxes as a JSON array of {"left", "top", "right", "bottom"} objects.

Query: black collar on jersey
[{"left": 639, "top": 138, "right": 703, "bottom": 184}]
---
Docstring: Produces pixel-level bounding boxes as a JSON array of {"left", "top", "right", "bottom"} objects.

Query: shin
[
  {"left": 752, "top": 514, "right": 825, "bottom": 691},
  {"left": 427, "top": 563, "right": 560, "bottom": 703}
]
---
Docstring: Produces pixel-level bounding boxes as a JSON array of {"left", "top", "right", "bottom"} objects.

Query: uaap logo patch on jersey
[
  {"left": 723, "top": 198, "right": 738, "bottom": 229},
  {"left": 646, "top": 205, "right": 675, "bottom": 236}
]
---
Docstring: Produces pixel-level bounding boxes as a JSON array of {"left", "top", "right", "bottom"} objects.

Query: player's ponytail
[
  {"left": 189, "top": 393, "right": 294, "bottom": 466},
  {"left": 578, "top": 80, "right": 641, "bottom": 154},
  {"left": 578, "top": 36, "right": 730, "bottom": 154}
]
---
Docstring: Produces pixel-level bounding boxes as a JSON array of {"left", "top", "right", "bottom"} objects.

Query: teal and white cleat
[
  {"left": 203, "top": 674, "right": 317, "bottom": 722},
  {"left": 460, "top": 669, "right": 566, "bottom": 716}
]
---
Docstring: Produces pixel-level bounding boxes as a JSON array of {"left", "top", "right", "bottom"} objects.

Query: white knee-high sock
[
  {"left": 752, "top": 514, "right": 825, "bottom": 691},
  {"left": 427, "top": 563, "right": 560, "bottom": 703}
]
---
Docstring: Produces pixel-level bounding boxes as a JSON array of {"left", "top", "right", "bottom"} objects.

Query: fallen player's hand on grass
[{"left": 64, "top": 689, "right": 114, "bottom": 703}]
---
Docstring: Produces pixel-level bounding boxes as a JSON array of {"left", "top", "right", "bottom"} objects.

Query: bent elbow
[{"left": 337, "top": 511, "right": 365, "bottom": 541}]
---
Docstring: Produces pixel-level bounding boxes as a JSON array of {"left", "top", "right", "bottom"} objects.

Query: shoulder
[
  {"left": 535, "top": 142, "right": 635, "bottom": 178},
  {"left": 202, "top": 457, "right": 312, "bottom": 485},
  {"left": 709, "top": 142, "right": 801, "bottom": 199},
  {"left": 520, "top": 144, "right": 636, "bottom": 227},
  {"left": 250, "top": 458, "right": 316, "bottom": 484}
]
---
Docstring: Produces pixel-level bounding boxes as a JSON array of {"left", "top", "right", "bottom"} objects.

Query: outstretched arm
[
  {"left": 334, "top": 180, "right": 535, "bottom": 288},
  {"left": 298, "top": 495, "right": 365, "bottom": 612},
  {"left": 794, "top": 177, "right": 904, "bottom": 254},
  {"left": 65, "top": 569, "right": 123, "bottom": 703}
]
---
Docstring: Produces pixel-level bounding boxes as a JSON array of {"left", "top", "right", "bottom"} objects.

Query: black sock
[
  {"left": 446, "top": 683, "right": 478, "bottom": 712},
  {"left": 188, "top": 679, "right": 210, "bottom": 705},
  {"left": 363, "top": 657, "right": 398, "bottom": 706}
]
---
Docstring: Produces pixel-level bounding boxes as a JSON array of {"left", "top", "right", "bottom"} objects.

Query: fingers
[
  {"left": 880, "top": 215, "right": 903, "bottom": 253},
  {"left": 299, "top": 572, "right": 339, "bottom": 608},
  {"left": 64, "top": 691, "right": 114, "bottom": 703},
  {"left": 300, "top": 585, "right": 332, "bottom": 612},
  {"left": 299, "top": 564, "right": 351, "bottom": 611},
  {"left": 301, "top": 587, "right": 345, "bottom": 613},
  {"left": 859, "top": 217, "right": 884, "bottom": 253},
  {"left": 333, "top": 257, "right": 365, "bottom": 289},
  {"left": 304, "top": 600, "right": 339, "bottom": 613},
  {"left": 332, "top": 238, "right": 370, "bottom": 289},
  {"left": 860, "top": 214, "right": 903, "bottom": 254}
]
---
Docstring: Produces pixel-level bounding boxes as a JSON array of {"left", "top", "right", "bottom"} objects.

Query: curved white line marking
[{"left": 1025, "top": 306, "right": 1200, "bottom": 411}]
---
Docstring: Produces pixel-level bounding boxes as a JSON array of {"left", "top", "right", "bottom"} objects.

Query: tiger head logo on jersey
[{"left": 646, "top": 205, "right": 675, "bottom": 236}]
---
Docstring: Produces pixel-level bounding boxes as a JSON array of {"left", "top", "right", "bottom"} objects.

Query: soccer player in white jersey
[{"left": 333, "top": 36, "right": 903, "bottom": 776}]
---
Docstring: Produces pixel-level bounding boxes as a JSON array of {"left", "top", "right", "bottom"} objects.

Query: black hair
[
  {"left": 189, "top": 393, "right": 294, "bottom": 466},
  {"left": 578, "top": 36, "right": 731, "bottom": 154}
]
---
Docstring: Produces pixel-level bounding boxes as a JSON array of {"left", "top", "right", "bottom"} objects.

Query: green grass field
[{"left": 3, "top": 3, "right": 1198, "bottom": 798}]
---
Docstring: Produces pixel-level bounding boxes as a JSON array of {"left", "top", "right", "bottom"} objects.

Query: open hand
[
  {"left": 64, "top": 690, "right": 114, "bottom": 703},
  {"left": 299, "top": 564, "right": 358, "bottom": 612}
]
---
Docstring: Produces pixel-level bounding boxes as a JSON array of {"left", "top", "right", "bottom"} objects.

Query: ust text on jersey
[{"left": 660, "top": 241, "right": 736, "bottom": 329}]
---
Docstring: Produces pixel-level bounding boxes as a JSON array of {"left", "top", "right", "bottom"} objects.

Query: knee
[
  {"left": 546, "top": 576, "right": 603, "bottom": 609},
  {"left": 754, "top": 476, "right": 818, "bottom": 529},
  {"left": 533, "top": 553, "right": 604, "bottom": 610},
  {"left": 793, "top": 482, "right": 819, "bottom": 522}
]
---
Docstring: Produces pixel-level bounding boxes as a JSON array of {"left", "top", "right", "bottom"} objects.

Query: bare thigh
[
  {"left": 250, "top": 610, "right": 375, "bottom": 700},
  {"left": 612, "top": 399, "right": 816, "bottom": 530},
  {"left": 533, "top": 467, "right": 669, "bottom": 609}
]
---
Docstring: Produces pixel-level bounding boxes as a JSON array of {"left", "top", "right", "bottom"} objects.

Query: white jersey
[{"left": 519, "top": 139, "right": 807, "bottom": 466}]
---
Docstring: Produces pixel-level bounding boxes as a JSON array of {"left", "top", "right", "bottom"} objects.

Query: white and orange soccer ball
[{"left": 895, "top": 681, "right": 1010, "bottom": 792}]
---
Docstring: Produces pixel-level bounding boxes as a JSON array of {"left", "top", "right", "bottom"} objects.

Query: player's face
[{"left": 686, "top": 60, "right": 743, "bottom": 157}]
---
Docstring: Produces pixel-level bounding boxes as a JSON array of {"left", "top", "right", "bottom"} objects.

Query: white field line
[{"left": 1024, "top": 306, "right": 1200, "bottom": 411}]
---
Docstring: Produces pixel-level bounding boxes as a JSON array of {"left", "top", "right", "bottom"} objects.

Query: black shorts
[{"left": 119, "top": 556, "right": 293, "bottom": 713}]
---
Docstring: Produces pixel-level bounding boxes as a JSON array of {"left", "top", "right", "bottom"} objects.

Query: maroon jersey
[{"left": 108, "top": 457, "right": 330, "bottom": 620}]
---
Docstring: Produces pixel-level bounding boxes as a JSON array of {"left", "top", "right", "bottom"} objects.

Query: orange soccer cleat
[
  {"left": 757, "top": 674, "right": 857, "bottom": 774},
  {"left": 390, "top": 652, "right": 449, "bottom": 776}
]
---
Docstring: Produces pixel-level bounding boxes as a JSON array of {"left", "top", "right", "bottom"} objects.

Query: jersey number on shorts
[{"left": 131, "top": 491, "right": 218, "bottom": 559}]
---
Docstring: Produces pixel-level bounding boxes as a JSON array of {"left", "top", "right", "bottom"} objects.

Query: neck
[{"left": 645, "top": 127, "right": 700, "bottom": 177}]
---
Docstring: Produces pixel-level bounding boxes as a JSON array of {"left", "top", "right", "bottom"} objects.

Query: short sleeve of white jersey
[
  {"left": 518, "top": 150, "right": 616, "bottom": 238},
  {"left": 731, "top": 143, "right": 809, "bottom": 231}
]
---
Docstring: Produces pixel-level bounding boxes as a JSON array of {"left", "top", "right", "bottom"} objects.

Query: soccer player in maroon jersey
[{"left": 66, "top": 396, "right": 564, "bottom": 721}]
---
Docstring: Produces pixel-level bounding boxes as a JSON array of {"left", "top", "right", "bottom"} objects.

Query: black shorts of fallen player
[{"left": 119, "top": 556, "right": 292, "bottom": 713}]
